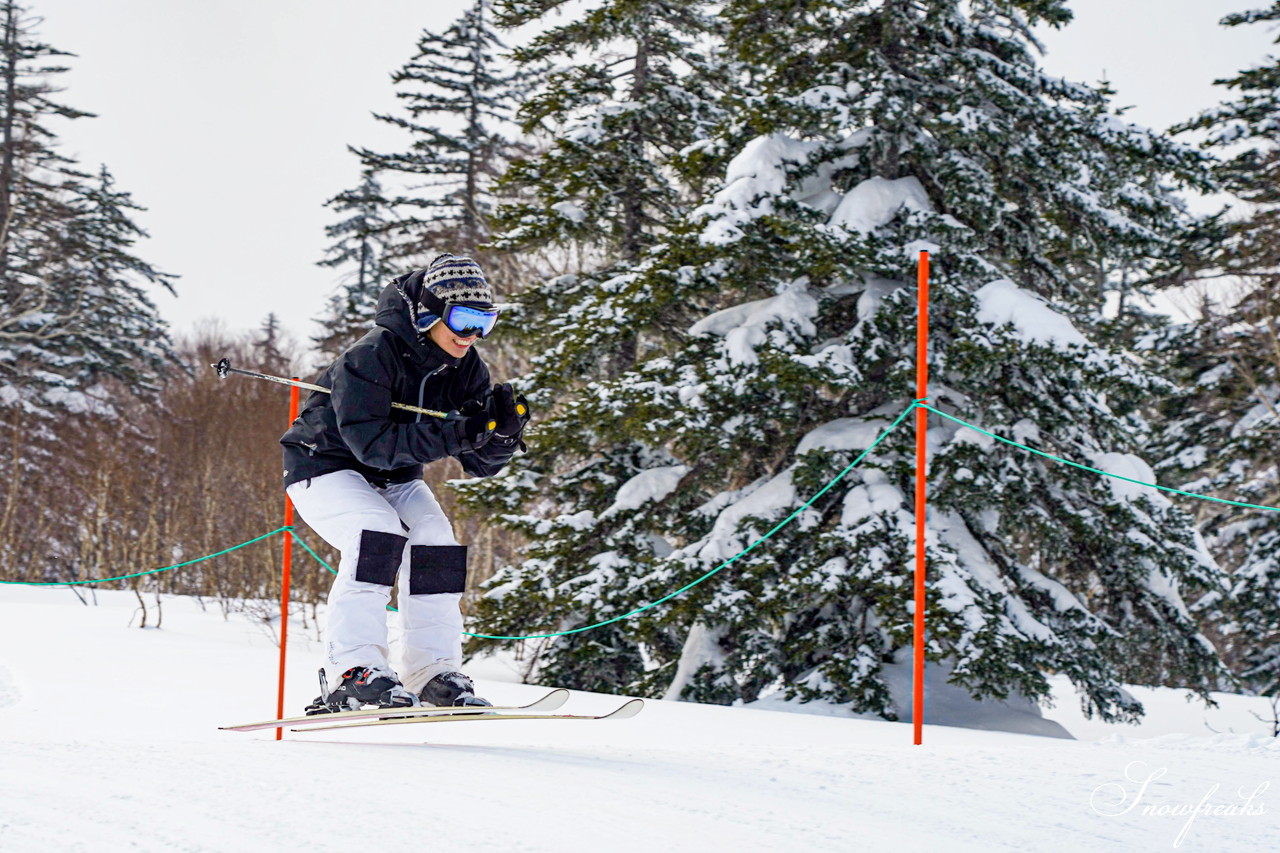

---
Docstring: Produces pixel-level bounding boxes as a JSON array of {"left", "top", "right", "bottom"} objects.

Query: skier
[{"left": 280, "top": 253, "right": 528, "bottom": 711}]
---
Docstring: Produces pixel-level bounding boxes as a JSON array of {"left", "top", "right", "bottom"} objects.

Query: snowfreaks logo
[{"left": 1089, "top": 761, "right": 1269, "bottom": 848}]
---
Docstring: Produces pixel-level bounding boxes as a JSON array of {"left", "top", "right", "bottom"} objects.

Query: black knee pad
[
  {"left": 354, "top": 530, "right": 407, "bottom": 586},
  {"left": 409, "top": 545, "right": 468, "bottom": 595}
]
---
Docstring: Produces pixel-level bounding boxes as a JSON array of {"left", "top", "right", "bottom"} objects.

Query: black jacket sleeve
[{"left": 330, "top": 337, "right": 470, "bottom": 468}]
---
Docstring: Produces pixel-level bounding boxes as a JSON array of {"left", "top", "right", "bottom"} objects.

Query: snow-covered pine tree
[
  {"left": 317, "top": 0, "right": 533, "bottom": 363},
  {"left": 345, "top": 0, "right": 528, "bottom": 257},
  {"left": 1, "top": 0, "right": 90, "bottom": 393},
  {"left": 483, "top": 0, "right": 727, "bottom": 388},
  {"left": 1155, "top": 2, "right": 1280, "bottom": 697},
  {"left": 0, "top": 4, "right": 172, "bottom": 405},
  {"left": 453, "top": 0, "right": 725, "bottom": 686},
  {"left": 0, "top": 4, "right": 172, "bottom": 579},
  {"left": 35, "top": 168, "right": 173, "bottom": 583},
  {"left": 492, "top": 0, "right": 723, "bottom": 260},
  {"left": 469, "top": 0, "right": 1227, "bottom": 721},
  {"left": 313, "top": 171, "right": 399, "bottom": 361},
  {"left": 55, "top": 166, "right": 174, "bottom": 390}
]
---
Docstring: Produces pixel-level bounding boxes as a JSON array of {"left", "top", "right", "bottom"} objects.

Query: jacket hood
[
  {"left": 374, "top": 275, "right": 466, "bottom": 368},
  {"left": 375, "top": 276, "right": 430, "bottom": 360}
]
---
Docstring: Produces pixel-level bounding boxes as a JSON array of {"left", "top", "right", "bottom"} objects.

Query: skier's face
[{"left": 427, "top": 319, "right": 479, "bottom": 358}]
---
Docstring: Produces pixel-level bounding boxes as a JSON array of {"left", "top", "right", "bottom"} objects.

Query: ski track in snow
[{"left": 0, "top": 588, "right": 1276, "bottom": 852}]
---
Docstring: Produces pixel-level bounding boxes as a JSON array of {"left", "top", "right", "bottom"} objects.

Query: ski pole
[{"left": 211, "top": 357, "right": 450, "bottom": 420}]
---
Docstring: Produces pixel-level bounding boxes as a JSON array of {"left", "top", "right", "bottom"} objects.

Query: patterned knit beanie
[{"left": 419, "top": 253, "right": 493, "bottom": 306}]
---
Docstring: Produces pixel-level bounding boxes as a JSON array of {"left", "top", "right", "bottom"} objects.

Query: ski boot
[
  {"left": 304, "top": 666, "right": 419, "bottom": 715},
  {"left": 420, "top": 670, "right": 492, "bottom": 708}
]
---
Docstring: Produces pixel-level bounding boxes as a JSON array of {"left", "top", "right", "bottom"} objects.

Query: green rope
[
  {"left": 0, "top": 527, "right": 293, "bottom": 587},
  {"left": 457, "top": 400, "right": 921, "bottom": 641},
  {"left": 292, "top": 533, "right": 335, "bottom": 574},
  {"left": 920, "top": 403, "right": 1280, "bottom": 513}
]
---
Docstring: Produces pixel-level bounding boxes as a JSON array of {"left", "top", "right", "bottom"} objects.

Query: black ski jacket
[{"left": 280, "top": 274, "right": 518, "bottom": 488}]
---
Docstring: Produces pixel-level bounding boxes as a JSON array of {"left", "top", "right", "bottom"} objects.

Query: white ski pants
[{"left": 286, "top": 469, "right": 466, "bottom": 694}]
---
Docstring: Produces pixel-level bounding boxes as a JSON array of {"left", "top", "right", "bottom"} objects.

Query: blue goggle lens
[{"left": 441, "top": 303, "right": 499, "bottom": 338}]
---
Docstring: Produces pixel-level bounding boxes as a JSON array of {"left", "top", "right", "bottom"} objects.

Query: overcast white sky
[{"left": 33, "top": 0, "right": 1280, "bottom": 348}]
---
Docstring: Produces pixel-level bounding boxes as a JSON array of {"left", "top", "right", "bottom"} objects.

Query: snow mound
[
  {"left": 749, "top": 654, "right": 1072, "bottom": 739},
  {"left": 602, "top": 465, "right": 689, "bottom": 518},
  {"left": 687, "top": 281, "right": 819, "bottom": 365},
  {"left": 761, "top": 653, "right": 1073, "bottom": 739},
  {"left": 550, "top": 200, "right": 586, "bottom": 223},
  {"left": 688, "top": 469, "right": 799, "bottom": 564},
  {"left": 795, "top": 417, "right": 893, "bottom": 456},
  {"left": 975, "top": 278, "right": 1088, "bottom": 348},
  {"left": 883, "top": 658, "right": 1073, "bottom": 740},
  {"left": 693, "top": 134, "right": 824, "bottom": 245},
  {"left": 688, "top": 295, "right": 774, "bottom": 337},
  {"left": 1090, "top": 451, "right": 1169, "bottom": 507},
  {"left": 829, "top": 176, "right": 932, "bottom": 233}
]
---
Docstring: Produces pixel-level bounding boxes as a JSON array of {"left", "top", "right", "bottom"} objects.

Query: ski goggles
[{"left": 417, "top": 302, "right": 500, "bottom": 339}]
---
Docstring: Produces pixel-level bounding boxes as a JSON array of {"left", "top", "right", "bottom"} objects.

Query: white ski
[
  {"left": 220, "top": 688, "right": 571, "bottom": 732},
  {"left": 292, "top": 698, "right": 645, "bottom": 733}
]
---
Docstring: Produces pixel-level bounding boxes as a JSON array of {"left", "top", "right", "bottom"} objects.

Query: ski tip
[
  {"left": 535, "top": 688, "right": 571, "bottom": 712},
  {"left": 219, "top": 720, "right": 269, "bottom": 732},
  {"left": 219, "top": 721, "right": 285, "bottom": 732},
  {"left": 602, "top": 698, "right": 644, "bottom": 720}
]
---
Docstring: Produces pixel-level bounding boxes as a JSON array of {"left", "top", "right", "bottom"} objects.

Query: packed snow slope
[{"left": 0, "top": 587, "right": 1275, "bottom": 852}]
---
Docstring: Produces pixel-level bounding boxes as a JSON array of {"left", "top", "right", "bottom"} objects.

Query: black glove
[
  {"left": 450, "top": 394, "right": 496, "bottom": 450},
  {"left": 492, "top": 383, "right": 530, "bottom": 441}
]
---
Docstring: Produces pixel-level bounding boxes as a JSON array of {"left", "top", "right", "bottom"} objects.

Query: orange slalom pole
[
  {"left": 913, "top": 251, "right": 929, "bottom": 746},
  {"left": 276, "top": 381, "right": 301, "bottom": 740}
]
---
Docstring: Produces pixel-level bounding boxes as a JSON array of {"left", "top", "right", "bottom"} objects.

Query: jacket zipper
[{"left": 417, "top": 365, "right": 448, "bottom": 423}]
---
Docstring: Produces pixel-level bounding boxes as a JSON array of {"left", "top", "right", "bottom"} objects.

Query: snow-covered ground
[{"left": 0, "top": 586, "right": 1275, "bottom": 852}]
